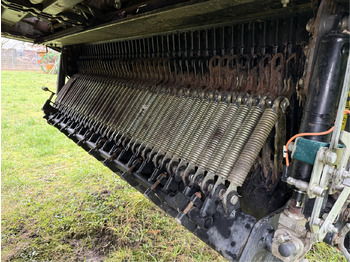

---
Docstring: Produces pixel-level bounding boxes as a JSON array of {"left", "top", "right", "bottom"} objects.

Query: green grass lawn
[{"left": 1, "top": 71, "right": 345, "bottom": 261}]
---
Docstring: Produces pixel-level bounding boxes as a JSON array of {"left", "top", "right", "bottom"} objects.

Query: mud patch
[{"left": 69, "top": 227, "right": 142, "bottom": 261}]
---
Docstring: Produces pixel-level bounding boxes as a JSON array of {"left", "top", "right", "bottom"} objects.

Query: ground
[{"left": 1, "top": 71, "right": 346, "bottom": 261}]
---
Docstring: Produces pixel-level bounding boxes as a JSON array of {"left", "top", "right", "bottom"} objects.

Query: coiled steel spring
[
  {"left": 114, "top": 87, "right": 150, "bottom": 133},
  {"left": 134, "top": 91, "right": 177, "bottom": 154},
  {"left": 111, "top": 90, "right": 158, "bottom": 144},
  {"left": 190, "top": 100, "right": 228, "bottom": 164},
  {"left": 160, "top": 94, "right": 195, "bottom": 152},
  {"left": 98, "top": 83, "right": 140, "bottom": 133},
  {"left": 173, "top": 97, "right": 210, "bottom": 157},
  {"left": 117, "top": 90, "right": 153, "bottom": 137},
  {"left": 145, "top": 93, "right": 180, "bottom": 149},
  {"left": 182, "top": 99, "right": 218, "bottom": 162},
  {"left": 168, "top": 96, "right": 202, "bottom": 155},
  {"left": 126, "top": 91, "right": 158, "bottom": 137},
  {"left": 125, "top": 91, "right": 168, "bottom": 152},
  {"left": 61, "top": 76, "right": 90, "bottom": 113},
  {"left": 54, "top": 77, "right": 77, "bottom": 107},
  {"left": 93, "top": 80, "right": 128, "bottom": 127},
  {"left": 152, "top": 93, "right": 187, "bottom": 152},
  {"left": 63, "top": 76, "right": 105, "bottom": 123},
  {"left": 155, "top": 94, "right": 192, "bottom": 152},
  {"left": 53, "top": 76, "right": 79, "bottom": 112},
  {"left": 196, "top": 101, "right": 238, "bottom": 168},
  {"left": 206, "top": 101, "right": 250, "bottom": 174},
  {"left": 228, "top": 107, "right": 278, "bottom": 186},
  {"left": 219, "top": 104, "right": 263, "bottom": 179},
  {"left": 133, "top": 91, "right": 170, "bottom": 142},
  {"left": 84, "top": 77, "right": 124, "bottom": 122},
  {"left": 112, "top": 89, "right": 152, "bottom": 137}
]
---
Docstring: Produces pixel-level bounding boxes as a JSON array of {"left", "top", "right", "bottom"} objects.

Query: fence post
[{"left": 11, "top": 50, "right": 14, "bottom": 70}]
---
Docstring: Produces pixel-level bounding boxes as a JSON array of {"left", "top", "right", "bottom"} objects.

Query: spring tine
[
  {"left": 80, "top": 77, "right": 110, "bottom": 125},
  {"left": 228, "top": 100, "right": 281, "bottom": 186},
  {"left": 127, "top": 90, "right": 171, "bottom": 151},
  {"left": 219, "top": 96, "right": 264, "bottom": 179},
  {"left": 117, "top": 88, "right": 153, "bottom": 133},
  {"left": 270, "top": 53, "right": 285, "bottom": 97},
  {"left": 142, "top": 90, "right": 179, "bottom": 149},
  {"left": 124, "top": 90, "right": 161, "bottom": 140},
  {"left": 54, "top": 76, "right": 77, "bottom": 106},
  {"left": 196, "top": 95, "right": 238, "bottom": 168},
  {"left": 60, "top": 76, "right": 85, "bottom": 111},
  {"left": 115, "top": 88, "right": 153, "bottom": 136},
  {"left": 94, "top": 78, "right": 128, "bottom": 130},
  {"left": 85, "top": 78, "right": 116, "bottom": 124},
  {"left": 159, "top": 92, "right": 194, "bottom": 152},
  {"left": 174, "top": 93, "right": 210, "bottom": 158},
  {"left": 184, "top": 95, "right": 223, "bottom": 163},
  {"left": 129, "top": 90, "right": 164, "bottom": 140},
  {"left": 168, "top": 94, "right": 202, "bottom": 155},
  {"left": 205, "top": 95, "right": 249, "bottom": 174},
  {"left": 152, "top": 90, "right": 187, "bottom": 153}
]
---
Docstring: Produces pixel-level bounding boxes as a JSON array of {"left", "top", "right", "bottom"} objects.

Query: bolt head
[
  {"left": 344, "top": 171, "right": 350, "bottom": 178},
  {"left": 255, "top": 98, "right": 261, "bottom": 104},
  {"left": 314, "top": 218, "right": 322, "bottom": 226},
  {"left": 340, "top": 16, "right": 349, "bottom": 31},
  {"left": 281, "top": 0, "right": 289, "bottom": 7},
  {"left": 326, "top": 223, "right": 338, "bottom": 233},
  {"left": 279, "top": 98, "right": 290, "bottom": 112},
  {"left": 230, "top": 195, "right": 238, "bottom": 205},
  {"left": 306, "top": 19, "right": 314, "bottom": 33},
  {"left": 326, "top": 152, "right": 337, "bottom": 164},
  {"left": 298, "top": 79, "right": 304, "bottom": 86},
  {"left": 266, "top": 99, "right": 273, "bottom": 107},
  {"left": 280, "top": 100, "right": 288, "bottom": 110},
  {"left": 277, "top": 234, "right": 291, "bottom": 243},
  {"left": 277, "top": 235, "right": 284, "bottom": 243},
  {"left": 114, "top": 0, "right": 121, "bottom": 9}
]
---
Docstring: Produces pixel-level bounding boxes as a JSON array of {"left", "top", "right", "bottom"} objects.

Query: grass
[{"left": 1, "top": 70, "right": 345, "bottom": 261}]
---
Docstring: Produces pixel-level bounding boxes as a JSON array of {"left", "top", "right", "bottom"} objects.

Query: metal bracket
[
  {"left": 309, "top": 131, "right": 350, "bottom": 238},
  {"left": 290, "top": 138, "right": 344, "bottom": 166}
]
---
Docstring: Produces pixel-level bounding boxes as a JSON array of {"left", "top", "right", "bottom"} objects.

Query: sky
[{"left": 1, "top": 37, "right": 46, "bottom": 51}]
